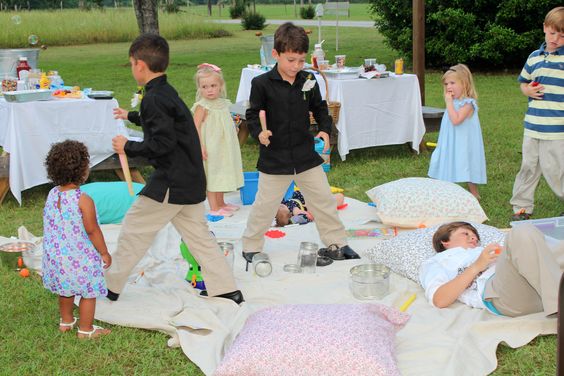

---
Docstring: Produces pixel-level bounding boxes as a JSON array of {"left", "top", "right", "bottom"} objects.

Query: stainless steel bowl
[{"left": 349, "top": 263, "right": 390, "bottom": 300}]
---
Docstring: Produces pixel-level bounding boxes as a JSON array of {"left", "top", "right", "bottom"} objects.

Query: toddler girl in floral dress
[{"left": 42, "top": 140, "right": 112, "bottom": 339}]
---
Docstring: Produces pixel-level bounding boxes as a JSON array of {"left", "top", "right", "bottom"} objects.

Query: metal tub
[{"left": 0, "top": 48, "right": 40, "bottom": 78}]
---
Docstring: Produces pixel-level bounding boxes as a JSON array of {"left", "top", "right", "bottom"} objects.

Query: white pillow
[
  {"left": 364, "top": 223, "right": 506, "bottom": 282},
  {"left": 215, "top": 304, "right": 410, "bottom": 376},
  {"left": 365, "top": 177, "right": 488, "bottom": 228}
]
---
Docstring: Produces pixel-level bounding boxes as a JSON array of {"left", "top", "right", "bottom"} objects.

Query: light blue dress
[{"left": 428, "top": 98, "right": 487, "bottom": 184}]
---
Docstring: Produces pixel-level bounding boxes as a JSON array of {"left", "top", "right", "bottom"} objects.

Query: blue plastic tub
[{"left": 240, "top": 172, "right": 294, "bottom": 205}]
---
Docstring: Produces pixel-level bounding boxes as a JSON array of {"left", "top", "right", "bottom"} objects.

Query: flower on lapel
[
  {"left": 302, "top": 74, "right": 316, "bottom": 100},
  {"left": 130, "top": 86, "right": 144, "bottom": 108}
]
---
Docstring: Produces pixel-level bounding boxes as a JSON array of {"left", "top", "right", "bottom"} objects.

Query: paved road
[{"left": 212, "top": 19, "right": 374, "bottom": 28}]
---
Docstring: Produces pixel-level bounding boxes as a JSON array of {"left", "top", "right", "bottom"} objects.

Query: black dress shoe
[
  {"left": 317, "top": 244, "right": 345, "bottom": 260},
  {"left": 318, "top": 244, "right": 361, "bottom": 260},
  {"left": 106, "top": 289, "right": 120, "bottom": 301},
  {"left": 242, "top": 251, "right": 260, "bottom": 271},
  {"left": 215, "top": 290, "right": 245, "bottom": 305}
]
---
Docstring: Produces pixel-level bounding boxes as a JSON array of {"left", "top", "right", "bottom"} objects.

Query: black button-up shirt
[
  {"left": 125, "top": 75, "right": 206, "bottom": 204},
  {"left": 246, "top": 67, "right": 332, "bottom": 174}
]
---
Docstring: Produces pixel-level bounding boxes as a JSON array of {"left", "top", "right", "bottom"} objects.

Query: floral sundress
[{"left": 42, "top": 187, "right": 107, "bottom": 298}]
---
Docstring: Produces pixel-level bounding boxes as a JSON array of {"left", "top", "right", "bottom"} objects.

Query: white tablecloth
[
  {"left": 0, "top": 97, "right": 128, "bottom": 204},
  {"left": 236, "top": 68, "right": 426, "bottom": 160}
]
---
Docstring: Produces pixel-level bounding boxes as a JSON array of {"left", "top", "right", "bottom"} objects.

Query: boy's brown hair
[
  {"left": 432, "top": 222, "right": 480, "bottom": 252},
  {"left": 545, "top": 6, "right": 564, "bottom": 33},
  {"left": 129, "top": 34, "right": 169, "bottom": 73},
  {"left": 274, "top": 22, "right": 309, "bottom": 54}
]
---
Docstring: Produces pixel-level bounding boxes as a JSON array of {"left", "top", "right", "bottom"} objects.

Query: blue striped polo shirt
[{"left": 518, "top": 42, "right": 564, "bottom": 140}]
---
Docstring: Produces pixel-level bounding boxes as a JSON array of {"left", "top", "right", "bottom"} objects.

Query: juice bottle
[
  {"left": 311, "top": 42, "right": 325, "bottom": 69},
  {"left": 394, "top": 58, "right": 404, "bottom": 75},
  {"left": 16, "top": 57, "right": 31, "bottom": 80}
]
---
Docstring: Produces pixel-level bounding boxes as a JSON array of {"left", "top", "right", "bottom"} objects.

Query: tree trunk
[{"left": 133, "top": 0, "right": 159, "bottom": 35}]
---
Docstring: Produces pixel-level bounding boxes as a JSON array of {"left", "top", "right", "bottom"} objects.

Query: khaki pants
[
  {"left": 510, "top": 136, "right": 564, "bottom": 214},
  {"left": 105, "top": 193, "right": 237, "bottom": 297},
  {"left": 484, "top": 224, "right": 564, "bottom": 317},
  {"left": 242, "top": 166, "right": 346, "bottom": 252}
]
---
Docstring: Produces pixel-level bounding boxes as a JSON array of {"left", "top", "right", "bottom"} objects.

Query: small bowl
[{"left": 349, "top": 263, "right": 390, "bottom": 300}]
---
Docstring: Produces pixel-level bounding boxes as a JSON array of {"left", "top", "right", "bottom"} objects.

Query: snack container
[
  {"left": 3, "top": 89, "right": 51, "bottom": 102},
  {"left": 323, "top": 67, "right": 360, "bottom": 80},
  {"left": 510, "top": 216, "right": 564, "bottom": 248}
]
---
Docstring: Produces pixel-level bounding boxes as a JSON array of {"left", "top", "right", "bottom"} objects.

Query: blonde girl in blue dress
[
  {"left": 192, "top": 63, "right": 244, "bottom": 217},
  {"left": 43, "top": 140, "right": 112, "bottom": 339},
  {"left": 428, "top": 64, "right": 487, "bottom": 199}
]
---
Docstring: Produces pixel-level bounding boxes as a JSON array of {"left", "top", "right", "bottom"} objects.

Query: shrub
[
  {"left": 368, "top": 0, "right": 561, "bottom": 69},
  {"left": 241, "top": 11, "right": 266, "bottom": 30},
  {"left": 229, "top": 3, "right": 246, "bottom": 19},
  {"left": 300, "top": 5, "right": 315, "bottom": 19}
]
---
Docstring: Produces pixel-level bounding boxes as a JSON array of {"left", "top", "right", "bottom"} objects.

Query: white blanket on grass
[{"left": 10, "top": 196, "right": 557, "bottom": 375}]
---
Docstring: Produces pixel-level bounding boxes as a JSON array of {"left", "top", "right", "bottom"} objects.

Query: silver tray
[
  {"left": 322, "top": 68, "right": 361, "bottom": 80},
  {"left": 3, "top": 89, "right": 52, "bottom": 103}
]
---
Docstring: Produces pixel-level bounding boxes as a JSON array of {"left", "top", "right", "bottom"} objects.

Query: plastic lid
[
  {"left": 19, "top": 57, "right": 28, "bottom": 61},
  {"left": 314, "top": 43, "right": 322, "bottom": 49}
]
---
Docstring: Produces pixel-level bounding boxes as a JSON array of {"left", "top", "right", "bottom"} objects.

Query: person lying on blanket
[
  {"left": 419, "top": 221, "right": 564, "bottom": 317},
  {"left": 274, "top": 189, "right": 345, "bottom": 227}
]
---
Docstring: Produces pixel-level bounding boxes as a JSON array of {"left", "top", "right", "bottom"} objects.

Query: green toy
[{"left": 180, "top": 241, "right": 206, "bottom": 290}]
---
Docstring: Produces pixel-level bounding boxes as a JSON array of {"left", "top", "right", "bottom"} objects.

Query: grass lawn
[{"left": 0, "top": 19, "right": 562, "bottom": 375}]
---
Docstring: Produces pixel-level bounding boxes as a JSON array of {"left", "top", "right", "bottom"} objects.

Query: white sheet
[{"left": 9, "top": 195, "right": 557, "bottom": 376}]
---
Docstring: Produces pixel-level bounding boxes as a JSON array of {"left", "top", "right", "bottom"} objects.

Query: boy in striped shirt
[{"left": 511, "top": 6, "right": 564, "bottom": 221}]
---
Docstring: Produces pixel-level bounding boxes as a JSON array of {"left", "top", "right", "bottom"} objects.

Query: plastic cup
[
  {"left": 364, "top": 58, "right": 376, "bottom": 72},
  {"left": 335, "top": 55, "right": 346, "bottom": 69},
  {"left": 217, "top": 242, "right": 234, "bottom": 270},
  {"left": 318, "top": 59, "right": 330, "bottom": 70}
]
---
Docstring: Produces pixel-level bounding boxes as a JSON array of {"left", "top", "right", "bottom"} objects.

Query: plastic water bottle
[{"left": 314, "top": 137, "right": 331, "bottom": 172}]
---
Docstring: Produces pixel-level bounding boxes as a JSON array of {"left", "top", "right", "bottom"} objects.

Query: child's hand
[
  {"left": 259, "top": 129, "right": 272, "bottom": 147},
  {"left": 444, "top": 90, "right": 454, "bottom": 104},
  {"left": 101, "top": 252, "right": 112, "bottom": 269},
  {"left": 473, "top": 243, "right": 500, "bottom": 272},
  {"left": 113, "top": 107, "right": 129, "bottom": 120},
  {"left": 112, "top": 135, "right": 128, "bottom": 154},
  {"left": 315, "top": 131, "right": 331, "bottom": 152},
  {"left": 525, "top": 81, "right": 544, "bottom": 100}
]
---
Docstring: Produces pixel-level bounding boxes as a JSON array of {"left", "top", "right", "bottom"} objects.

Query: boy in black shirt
[
  {"left": 242, "top": 22, "right": 359, "bottom": 263},
  {"left": 107, "top": 34, "right": 243, "bottom": 304}
]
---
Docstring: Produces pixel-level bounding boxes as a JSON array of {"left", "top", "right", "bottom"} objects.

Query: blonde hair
[
  {"left": 442, "top": 63, "right": 478, "bottom": 100},
  {"left": 545, "top": 6, "right": 564, "bottom": 33},
  {"left": 194, "top": 65, "right": 227, "bottom": 101}
]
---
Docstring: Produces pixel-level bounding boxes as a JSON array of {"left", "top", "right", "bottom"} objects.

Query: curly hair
[{"left": 45, "top": 140, "right": 90, "bottom": 186}]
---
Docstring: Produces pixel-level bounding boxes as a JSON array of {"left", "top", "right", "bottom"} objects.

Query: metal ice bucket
[
  {"left": 259, "top": 35, "right": 276, "bottom": 66},
  {"left": 0, "top": 49, "right": 40, "bottom": 78}
]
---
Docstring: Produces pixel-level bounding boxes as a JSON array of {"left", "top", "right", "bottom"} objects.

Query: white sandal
[
  {"left": 59, "top": 317, "right": 78, "bottom": 332},
  {"left": 77, "top": 325, "right": 110, "bottom": 339}
]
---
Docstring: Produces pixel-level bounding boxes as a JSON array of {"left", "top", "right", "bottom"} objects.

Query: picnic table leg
[
  {"left": 114, "top": 168, "right": 146, "bottom": 184},
  {"left": 0, "top": 151, "right": 10, "bottom": 205},
  {"left": 238, "top": 120, "right": 250, "bottom": 146}
]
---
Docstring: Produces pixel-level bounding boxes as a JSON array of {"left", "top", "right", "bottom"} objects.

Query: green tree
[{"left": 368, "top": 0, "right": 561, "bottom": 69}]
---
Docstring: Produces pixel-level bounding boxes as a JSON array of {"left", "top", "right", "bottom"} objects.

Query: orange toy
[{"left": 19, "top": 268, "right": 30, "bottom": 277}]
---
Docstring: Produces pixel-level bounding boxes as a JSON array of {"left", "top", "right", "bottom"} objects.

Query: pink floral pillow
[{"left": 215, "top": 304, "right": 410, "bottom": 376}]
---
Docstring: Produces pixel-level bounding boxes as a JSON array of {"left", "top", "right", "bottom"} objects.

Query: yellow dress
[{"left": 191, "top": 98, "right": 244, "bottom": 192}]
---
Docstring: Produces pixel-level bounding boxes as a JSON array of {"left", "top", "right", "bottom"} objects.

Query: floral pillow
[
  {"left": 364, "top": 223, "right": 506, "bottom": 282},
  {"left": 215, "top": 304, "right": 410, "bottom": 376},
  {"left": 365, "top": 177, "right": 488, "bottom": 228}
]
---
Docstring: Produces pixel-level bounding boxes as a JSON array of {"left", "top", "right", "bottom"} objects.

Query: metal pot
[
  {"left": 0, "top": 49, "right": 40, "bottom": 78},
  {"left": 349, "top": 263, "right": 390, "bottom": 300}
]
